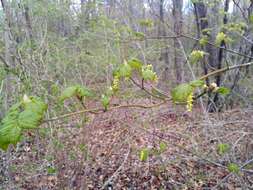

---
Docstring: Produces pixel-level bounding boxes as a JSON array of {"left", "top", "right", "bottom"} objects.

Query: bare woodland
[{"left": 0, "top": 0, "right": 253, "bottom": 189}]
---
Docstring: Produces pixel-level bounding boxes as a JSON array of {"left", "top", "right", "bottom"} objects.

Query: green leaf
[
  {"left": 0, "top": 109, "right": 22, "bottom": 150},
  {"left": 128, "top": 58, "right": 143, "bottom": 71},
  {"left": 133, "top": 32, "right": 145, "bottom": 39},
  {"left": 141, "top": 65, "right": 157, "bottom": 81},
  {"left": 0, "top": 96, "right": 47, "bottom": 151},
  {"left": 139, "top": 148, "right": 149, "bottom": 162},
  {"left": 59, "top": 86, "right": 78, "bottom": 102},
  {"left": 59, "top": 85, "right": 93, "bottom": 102},
  {"left": 217, "top": 143, "right": 230, "bottom": 155},
  {"left": 171, "top": 83, "right": 194, "bottom": 103},
  {"left": 215, "top": 32, "right": 232, "bottom": 45},
  {"left": 76, "top": 86, "right": 93, "bottom": 98},
  {"left": 18, "top": 110, "right": 42, "bottom": 129},
  {"left": 23, "top": 97, "right": 47, "bottom": 115},
  {"left": 250, "top": 15, "right": 253, "bottom": 24},
  {"left": 189, "top": 80, "right": 205, "bottom": 88},
  {"left": 228, "top": 163, "right": 240, "bottom": 174},
  {"left": 199, "top": 35, "right": 208, "bottom": 46},
  {"left": 47, "top": 166, "right": 57, "bottom": 174},
  {"left": 217, "top": 87, "right": 230, "bottom": 95},
  {"left": 159, "top": 142, "right": 167, "bottom": 153},
  {"left": 119, "top": 61, "right": 132, "bottom": 78},
  {"left": 189, "top": 50, "right": 206, "bottom": 64},
  {"left": 101, "top": 94, "right": 110, "bottom": 110},
  {"left": 139, "top": 19, "right": 153, "bottom": 27}
]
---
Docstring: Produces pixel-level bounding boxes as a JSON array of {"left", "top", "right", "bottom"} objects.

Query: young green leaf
[
  {"left": 59, "top": 86, "right": 78, "bottom": 102},
  {"left": 139, "top": 148, "right": 149, "bottom": 162},
  {"left": 119, "top": 61, "right": 132, "bottom": 78},
  {"left": 101, "top": 94, "right": 110, "bottom": 111},
  {"left": 171, "top": 83, "right": 194, "bottom": 103},
  {"left": 0, "top": 96, "right": 47, "bottom": 151},
  {"left": 141, "top": 65, "right": 157, "bottom": 82},
  {"left": 228, "top": 163, "right": 240, "bottom": 174},
  {"left": 133, "top": 32, "right": 145, "bottom": 39},
  {"left": 18, "top": 110, "right": 42, "bottom": 129},
  {"left": 215, "top": 32, "right": 232, "bottom": 45},
  {"left": 189, "top": 50, "right": 206, "bottom": 64},
  {"left": 0, "top": 109, "right": 22, "bottom": 150},
  {"left": 128, "top": 58, "right": 143, "bottom": 71},
  {"left": 159, "top": 142, "right": 167, "bottom": 153},
  {"left": 189, "top": 80, "right": 205, "bottom": 88},
  {"left": 217, "top": 87, "right": 230, "bottom": 96},
  {"left": 59, "top": 85, "right": 93, "bottom": 102},
  {"left": 217, "top": 143, "right": 230, "bottom": 155}
]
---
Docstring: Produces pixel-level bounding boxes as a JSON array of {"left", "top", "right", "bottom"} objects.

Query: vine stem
[
  {"left": 44, "top": 101, "right": 167, "bottom": 123},
  {"left": 44, "top": 61, "right": 253, "bottom": 123}
]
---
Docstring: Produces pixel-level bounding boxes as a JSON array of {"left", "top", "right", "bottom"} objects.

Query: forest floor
[{"left": 0, "top": 98, "right": 253, "bottom": 190}]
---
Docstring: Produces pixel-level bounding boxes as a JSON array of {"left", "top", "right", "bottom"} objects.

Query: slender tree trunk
[
  {"left": 172, "top": 0, "right": 183, "bottom": 83},
  {"left": 211, "top": 0, "right": 230, "bottom": 112}
]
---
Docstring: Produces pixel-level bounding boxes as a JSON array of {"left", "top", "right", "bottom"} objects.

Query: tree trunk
[{"left": 172, "top": 0, "right": 183, "bottom": 83}]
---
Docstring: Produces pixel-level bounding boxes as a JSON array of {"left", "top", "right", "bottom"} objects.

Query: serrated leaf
[
  {"left": 23, "top": 97, "right": 47, "bottom": 115},
  {"left": 18, "top": 110, "right": 42, "bottom": 129},
  {"left": 228, "top": 163, "right": 240, "bottom": 174},
  {"left": 217, "top": 143, "right": 230, "bottom": 155},
  {"left": 0, "top": 111, "right": 22, "bottom": 150},
  {"left": 0, "top": 96, "right": 47, "bottom": 151},
  {"left": 189, "top": 80, "right": 205, "bottom": 87},
  {"left": 217, "top": 87, "right": 230, "bottom": 95},
  {"left": 139, "top": 148, "right": 149, "bottom": 162},
  {"left": 171, "top": 83, "right": 194, "bottom": 103}
]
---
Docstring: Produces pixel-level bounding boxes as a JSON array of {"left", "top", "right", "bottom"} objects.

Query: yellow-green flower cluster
[
  {"left": 186, "top": 93, "right": 193, "bottom": 112},
  {"left": 112, "top": 75, "right": 120, "bottom": 92}
]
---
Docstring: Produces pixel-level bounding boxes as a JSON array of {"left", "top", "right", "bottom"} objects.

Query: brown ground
[{"left": 1, "top": 98, "right": 253, "bottom": 190}]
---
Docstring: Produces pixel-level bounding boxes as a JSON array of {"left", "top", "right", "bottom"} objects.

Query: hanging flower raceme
[{"left": 186, "top": 93, "right": 193, "bottom": 112}]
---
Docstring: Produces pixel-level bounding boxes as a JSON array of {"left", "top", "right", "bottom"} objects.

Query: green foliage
[
  {"left": 199, "top": 35, "right": 208, "bottom": 46},
  {"left": 139, "top": 19, "right": 153, "bottom": 27},
  {"left": 0, "top": 109, "right": 22, "bottom": 150},
  {"left": 215, "top": 32, "right": 232, "bottom": 45},
  {"left": 189, "top": 80, "right": 205, "bottom": 88},
  {"left": 0, "top": 96, "right": 47, "bottom": 150},
  {"left": 159, "top": 142, "right": 167, "bottom": 153},
  {"left": 171, "top": 83, "right": 194, "bottom": 103},
  {"left": 190, "top": 50, "right": 206, "bottom": 64},
  {"left": 133, "top": 32, "right": 145, "bottom": 40},
  {"left": 139, "top": 148, "right": 149, "bottom": 162},
  {"left": 228, "top": 163, "right": 240, "bottom": 174},
  {"left": 224, "top": 22, "right": 247, "bottom": 34},
  {"left": 217, "top": 143, "right": 230, "bottom": 155},
  {"left": 250, "top": 15, "right": 253, "bottom": 24},
  {"left": 217, "top": 87, "right": 230, "bottom": 96},
  {"left": 141, "top": 65, "right": 157, "bottom": 82},
  {"left": 101, "top": 94, "right": 110, "bottom": 111},
  {"left": 59, "top": 85, "right": 93, "bottom": 102},
  {"left": 47, "top": 166, "right": 57, "bottom": 174},
  {"left": 128, "top": 58, "right": 143, "bottom": 72},
  {"left": 119, "top": 61, "right": 132, "bottom": 79}
]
